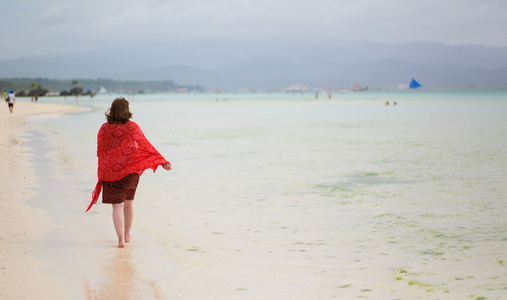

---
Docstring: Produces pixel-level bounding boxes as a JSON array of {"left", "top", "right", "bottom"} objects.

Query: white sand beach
[{"left": 0, "top": 101, "right": 82, "bottom": 299}]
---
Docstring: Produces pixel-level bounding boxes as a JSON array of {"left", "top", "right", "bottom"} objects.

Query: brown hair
[{"left": 105, "top": 97, "right": 132, "bottom": 124}]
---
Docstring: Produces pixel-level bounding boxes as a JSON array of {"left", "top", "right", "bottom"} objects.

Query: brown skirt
[{"left": 102, "top": 173, "right": 140, "bottom": 204}]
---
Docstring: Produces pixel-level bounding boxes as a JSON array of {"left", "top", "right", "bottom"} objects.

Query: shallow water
[{"left": 26, "top": 91, "right": 507, "bottom": 299}]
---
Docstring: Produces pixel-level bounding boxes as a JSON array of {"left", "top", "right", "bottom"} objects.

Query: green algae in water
[
  {"left": 408, "top": 280, "right": 431, "bottom": 287},
  {"left": 393, "top": 267, "right": 409, "bottom": 280},
  {"left": 422, "top": 249, "right": 445, "bottom": 256},
  {"left": 338, "top": 284, "right": 352, "bottom": 288}
]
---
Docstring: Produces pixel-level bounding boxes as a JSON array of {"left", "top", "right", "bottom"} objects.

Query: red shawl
[{"left": 86, "top": 121, "right": 170, "bottom": 212}]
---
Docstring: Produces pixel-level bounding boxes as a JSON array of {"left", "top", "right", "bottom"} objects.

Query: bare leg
[
  {"left": 124, "top": 200, "right": 134, "bottom": 243},
  {"left": 112, "top": 203, "right": 125, "bottom": 248}
]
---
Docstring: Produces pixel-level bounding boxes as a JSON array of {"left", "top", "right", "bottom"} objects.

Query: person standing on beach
[
  {"left": 7, "top": 91, "right": 15, "bottom": 113},
  {"left": 86, "top": 97, "right": 172, "bottom": 248}
]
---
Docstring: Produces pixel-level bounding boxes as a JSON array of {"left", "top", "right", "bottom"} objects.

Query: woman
[{"left": 86, "top": 97, "right": 171, "bottom": 248}]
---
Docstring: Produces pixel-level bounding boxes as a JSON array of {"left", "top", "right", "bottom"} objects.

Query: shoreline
[
  {"left": 6, "top": 100, "right": 182, "bottom": 299},
  {"left": 0, "top": 101, "right": 82, "bottom": 299}
]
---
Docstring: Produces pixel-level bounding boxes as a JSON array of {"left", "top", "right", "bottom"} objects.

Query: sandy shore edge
[{"left": 0, "top": 101, "right": 82, "bottom": 299}]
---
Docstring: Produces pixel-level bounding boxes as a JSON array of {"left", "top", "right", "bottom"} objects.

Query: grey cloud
[{"left": 1, "top": 0, "right": 507, "bottom": 60}]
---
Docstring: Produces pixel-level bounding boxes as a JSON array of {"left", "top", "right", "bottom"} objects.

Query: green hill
[{"left": 0, "top": 77, "right": 204, "bottom": 95}]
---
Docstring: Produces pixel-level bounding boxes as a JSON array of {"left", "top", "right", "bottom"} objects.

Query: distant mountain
[{"left": 1, "top": 37, "right": 506, "bottom": 89}]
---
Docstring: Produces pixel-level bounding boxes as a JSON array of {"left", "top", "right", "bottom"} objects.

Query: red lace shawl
[{"left": 86, "top": 121, "right": 170, "bottom": 212}]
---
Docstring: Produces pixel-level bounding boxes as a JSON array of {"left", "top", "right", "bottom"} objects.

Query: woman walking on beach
[{"left": 86, "top": 97, "right": 171, "bottom": 248}]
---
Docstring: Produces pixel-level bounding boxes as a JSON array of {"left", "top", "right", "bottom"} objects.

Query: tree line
[{"left": 0, "top": 77, "right": 204, "bottom": 96}]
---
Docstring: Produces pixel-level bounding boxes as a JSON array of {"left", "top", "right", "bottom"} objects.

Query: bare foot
[
  {"left": 125, "top": 235, "right": 132, "bottom": 243},
  {"left": 118, "top": 239, "right": 125, "bottom": 248}
]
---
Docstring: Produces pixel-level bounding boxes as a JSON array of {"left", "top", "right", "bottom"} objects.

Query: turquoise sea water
[{"left": 25, "top": 91, "right": 507, "bottom": 299}]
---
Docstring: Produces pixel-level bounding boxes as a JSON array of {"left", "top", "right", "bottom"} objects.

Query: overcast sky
[{"left": 2, "top": 0, "right": 507, "bottom": 60}]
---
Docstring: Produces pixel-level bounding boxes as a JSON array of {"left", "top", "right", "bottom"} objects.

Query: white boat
[{"left": 285, "top": 84, "right": 308, "bottom": 93}]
